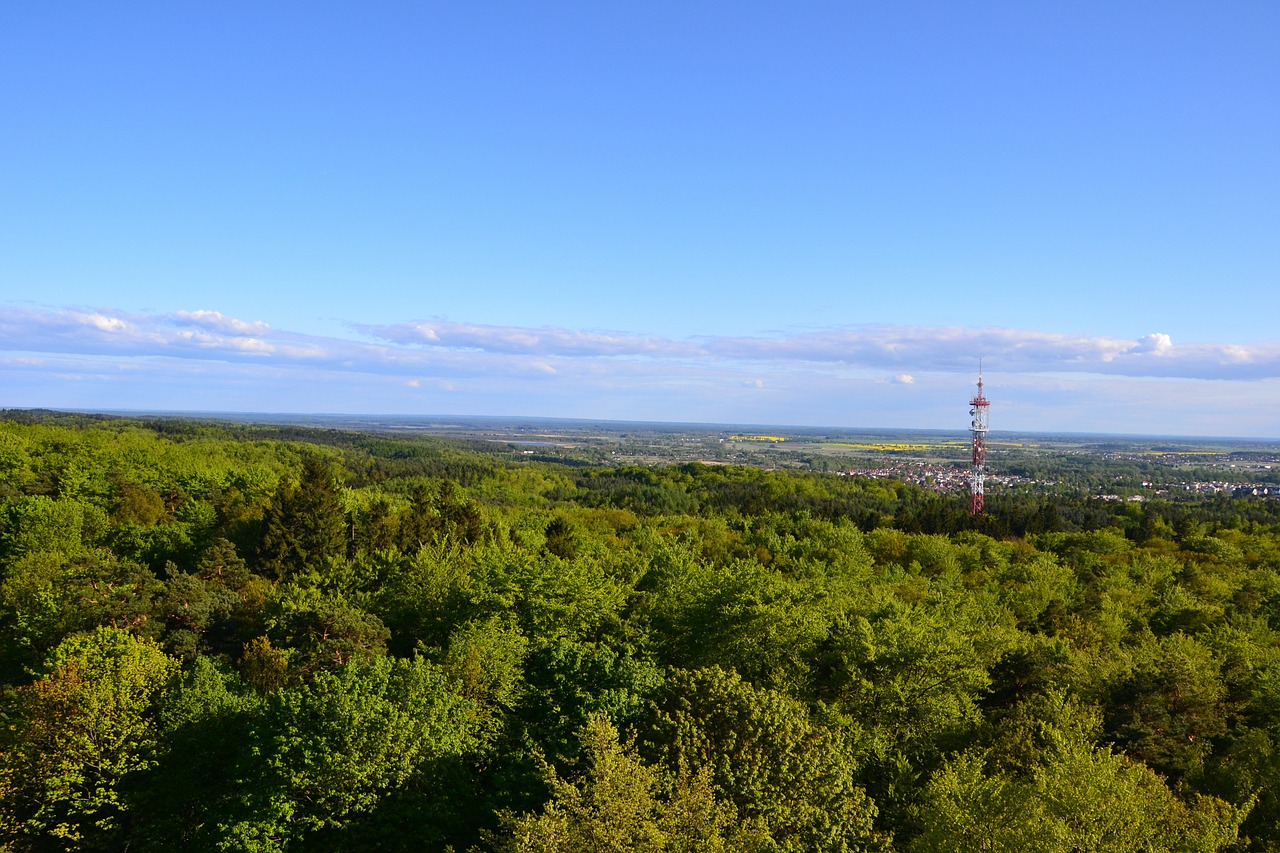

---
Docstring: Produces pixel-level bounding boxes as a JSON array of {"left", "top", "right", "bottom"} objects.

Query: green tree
[
  {"left": 1104, "top": 632, "right": 1229, "bottom": 781},
  {"left": 0, "top": 628, "right": 177, "bottom": 849},
  {"left": 912, "top": 692, "right": 1246, "bottom": 853},
  {"left": 444, "top": 614, "right": 529, "bottom": 741},
  {"left": 128, "top": 657, "right": 267, "bottom": 851},
  {"left": 0, "top": 549, "right": 163, "bottom": 680},
  {"left": 519, "top": 636, "right": 664, "bottom": 767},
  {"left": 810, "top": 598, "right": 1006, "bottom": 763},
  {"left": 642, "top": 666, "right": 882, "bottom": 853},
  {"left": 270, "top": 588, "right": 391, "bottom": 679},
  {"left": 642, "top": 542, "right": 831, "bottom": 692},
  {"left": 257, "top": 454, "right": 346, "bottom": 580},
  {"left": 498, "top": 713, "right": 744, "bottom": 853},
  {"left": 1, "top": 495, "right": 90, "bottom": 558},
  {"left": 220, "top": 655, "right": 479, "bottom": 848}
]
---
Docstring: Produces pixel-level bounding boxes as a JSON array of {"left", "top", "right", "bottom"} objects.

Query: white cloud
[
  {"left": 171, "top": 310, "right": 271, "bottom": 336},
  {"left": 3, "top": 306, "right": 1280, "bottom": 435},
  {"left": 705, "top": 326, "right": 1280, "bottom": 381},
  {"left": 362, "top": 319, "right": 705, "bottom": 358},
  {"left": 82, "top": 313, "right": 133, "bottom": 334},
  {"left": 4, "top": 308, "right": 1280, "bottom": 383},
  {"left": 1129, "top": 333, "right": 1174, "bottom": 355},
  {"left": 358, "top": 318, "right": 1280, "bottom": 382}
]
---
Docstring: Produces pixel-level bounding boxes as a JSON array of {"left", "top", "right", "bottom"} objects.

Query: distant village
[
  {"left": 838, "top": 459, "right": 1280, "bottom": 501},
  {"left": 837, "top": 461, "right": 1027, "bottom": 494}
]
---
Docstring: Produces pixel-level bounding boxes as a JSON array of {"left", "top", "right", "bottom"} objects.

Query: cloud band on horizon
[{"left": 2, "top": 306, "right": 1275, "bottom": 382}]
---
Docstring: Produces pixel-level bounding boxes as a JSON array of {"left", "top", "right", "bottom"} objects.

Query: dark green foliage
[
  {"left": 912, "top": 691, "right": 1248, "bottom": 852},
  {"left": 258, "top": 455, "right": 347, "bottom": 580},
  {"left": 519, "top": 637, "right": 663, "bottom": 762},
  {"left": 1103, "top": 632, "right": 1231, "bottom": 781},
  {"left": 128, "top": 658, "right": 266, "bottom": 850},
  {"left": 0, "top": 549, "right": 164, "bottom": 679},
  {"left": 270, "top": 589, "right": 392, "bottom": 678},
  {"left": 397, "top": 480, "right": 488, "bottom": 550},
  {"left": 542, "top": 516, "right": 577, "bottom": 560}
]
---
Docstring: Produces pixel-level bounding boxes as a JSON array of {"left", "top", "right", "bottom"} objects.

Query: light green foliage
[
  {"left": 473, "top": 465, "right": 573, "bottom": 509},
  {"left": 982, "top": 689, "right": 1105, "bottom": 774},
  {"left": 812, "top": 597, "right": 1009, "bottom": 761},
  {"left": 643, "top": 666, "right": 882, "bottom": 853},
  {"left": 1, "top": 495, "right": 88, "bottom": 558},
  {"left": 1, "top": 551, "right": 76, "bottom": 675},
  {"left": 0, "top": 427, "right": 34, "bottom": 495},
  {"left": 468, "top": 543, "right": 631, "bottom": 642},
  {"left": 909, "top": 752, "right": 1057, "bottom": 853},
  {"left": 642, "top": 537, "right": 835, "bottom": 691},
  {"left": 111, "top": 478, "right": 166, "bottom": 526},
  {"left": 240, "top": 635, "right": 293, "bottom": 695},
  {"left": 0, "top": 421, "right": 291, "bottom": 512},
  {"left": 913, "top": 693, "right": 1247, "bottom": 853},
  {"left": 499, "top": 713, "right": 745, "bottom": 853},
  {"left": 986, "top": 542, "right": 1077, "bottom": 627},
  {"left": 445, "top": 614, "right": 529, "bottom": 738},
  {"left": 1036, "top": 528, "right": 1135, "bottom": 562},
  {"left": 221, "top": 655, "right": 479, "bottom": 847},
  {"left": 0, "top": 627, "right": 177, "bottom": 847}
]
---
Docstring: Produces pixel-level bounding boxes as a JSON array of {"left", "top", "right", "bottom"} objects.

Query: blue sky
[{"left": 2, "top": 2, "right": 1277, "bottom": 435}]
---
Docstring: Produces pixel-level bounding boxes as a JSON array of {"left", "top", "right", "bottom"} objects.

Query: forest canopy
[{"left": 2, "top": 413, "right": 1279, "bottom": 851}]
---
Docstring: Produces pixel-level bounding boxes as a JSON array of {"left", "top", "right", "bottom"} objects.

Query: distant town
[{"left": 91, "top": 410, "right": 1279, "bottom": 504}]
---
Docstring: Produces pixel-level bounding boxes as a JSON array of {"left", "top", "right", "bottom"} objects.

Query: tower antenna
[{"left": 968, "top": 363, "right": 990, "bottom": 515}]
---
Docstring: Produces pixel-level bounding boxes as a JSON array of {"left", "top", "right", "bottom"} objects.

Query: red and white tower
[{"left": 968, "top": 369, "right": 990, "bottom": 515}]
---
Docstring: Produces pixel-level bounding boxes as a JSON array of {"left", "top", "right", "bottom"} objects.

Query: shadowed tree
[{"left": 257, "top": 454, "right": 346, "bottom": 580}]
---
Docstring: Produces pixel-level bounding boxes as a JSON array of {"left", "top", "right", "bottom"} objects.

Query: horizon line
[{"left": 6, "top": 406, "right": 1279, "bottom": 445}]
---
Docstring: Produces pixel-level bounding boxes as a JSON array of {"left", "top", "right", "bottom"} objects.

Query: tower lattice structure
[{"left": 968, "top": 371, "right": 990, "bottom": 515}]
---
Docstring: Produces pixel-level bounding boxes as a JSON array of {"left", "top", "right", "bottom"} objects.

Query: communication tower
[{"left": 968, "top": 368, "right": 990, "bottom": 515}]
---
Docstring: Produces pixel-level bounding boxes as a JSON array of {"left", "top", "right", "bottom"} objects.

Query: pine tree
[{"left": 258, "top": 454, "right": 346, "bottom": 579}]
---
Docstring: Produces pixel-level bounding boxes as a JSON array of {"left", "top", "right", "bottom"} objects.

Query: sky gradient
[{"left": 2, "top": 3, "right": 1277, "bottom": 435}]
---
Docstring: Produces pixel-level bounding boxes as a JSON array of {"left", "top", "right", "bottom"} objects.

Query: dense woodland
[{"left": 4, "top": 414, "right": 1280, "bottom": 851}]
